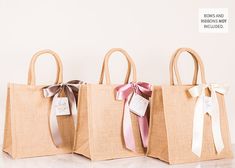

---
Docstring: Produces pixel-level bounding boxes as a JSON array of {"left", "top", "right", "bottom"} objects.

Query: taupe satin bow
[{"left": 43, "top": 80, "right": 84, "bottom": 147}]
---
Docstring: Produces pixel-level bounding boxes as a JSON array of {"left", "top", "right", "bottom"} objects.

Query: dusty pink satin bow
[
  {"left": 115, "top": 82, "right": 152, "bottom": 151},
  {"left": 43, "top": 80, "right": 84, "bottom": 147}
]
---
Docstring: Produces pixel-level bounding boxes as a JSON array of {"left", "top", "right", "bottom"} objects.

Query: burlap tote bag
[
  {"left": 73, "top": 48, "right": 152, "bottom": 160},
  {"left": 3, "top": 50, "right": 80, "bottom": 158},
  {"left": 147, "top": 48, "right": 233, "bottom": 164}
]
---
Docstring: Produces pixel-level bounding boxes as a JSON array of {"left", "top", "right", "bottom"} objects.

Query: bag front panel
[
  {"left": 9, "top": 83, "right": 72, "bottom": 158},
  {"left": 88, "top": 84, "right": 144, "bottom": 160},
  {"left": 162, "top": 85, "right": 233, "bottom": 164}
]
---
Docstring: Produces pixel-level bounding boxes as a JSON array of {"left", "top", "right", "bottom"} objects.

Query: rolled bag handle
[
  {"left": 28, "top": 49, "right": 63, "bottom": 86},
  {"left": 169, "top": 48, "right": 206, "bottom": 85},
  {"left": 99, "top": 48, "right": 137, "bottom": 84}
]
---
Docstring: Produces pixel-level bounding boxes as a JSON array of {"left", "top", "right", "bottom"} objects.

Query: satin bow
[
  {"left": 188, "top": 83, "right": 229, "bottom": 157},
  {"left": 43, "top": 80, "right": 84, "bottom": 147},
  {"left": 115, "top": 82, "right": 152, "bottom": 151}
]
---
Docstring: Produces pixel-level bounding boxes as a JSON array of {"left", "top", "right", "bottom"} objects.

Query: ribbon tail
[
  {"left": 123, "top": 95, "right": 136, "bottom": 151},
  {"left": 192, "top": 96, "right": 205, "bottom": 157},
  {"left": 138, "top": 115, "right": 149, "bottom": 148},
  {"left": 50, "top": 93, "right": 63, "bottom": 147},
  {"left": 211, "top": 91, "right": 224, "bottom": 153},
  {"left": 65, "top": 86, "right": 78, "bottom": 127}
]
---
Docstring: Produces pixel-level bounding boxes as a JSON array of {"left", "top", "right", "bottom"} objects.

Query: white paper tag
[
  {"left": 129, "top": 93, "right": 149, "bottom": 117},
  {"left": 54, "top": 97, "right": 70, "bottom": 116},
  {"left": 204, "top": 96, "right": 214, "bottom": 112}
]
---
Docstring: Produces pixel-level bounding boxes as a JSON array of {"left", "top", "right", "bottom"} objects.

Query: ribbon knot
[
  {"left": 116, "top": 82, "right": 152, "bottom": 100},
  {"left": 43, "top": 80, "right": 84, "bottom": 147},
  {"left": 188, "top": 83, "right": 229, "bottom": 157},
  {"left": 115, "top": 82, "right": 152, "bottom": 151}
]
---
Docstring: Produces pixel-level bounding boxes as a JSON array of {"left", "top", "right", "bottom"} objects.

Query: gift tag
[
  {"left": 129, "top": 93, "right": 149, "bottom": 117},
  {"left": 204, "top": 96, "right": 214, "bottom": 112},
  {"left": 54, "top": 97, "right": 70, "bottom": 116}
]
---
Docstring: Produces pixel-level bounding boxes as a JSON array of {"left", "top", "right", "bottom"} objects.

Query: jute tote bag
[
  {"left": 3, "top": 50, "right": 78, "bottom": 159},
  {"left": 147, "top": 48, "right": 233, "bottom": 164},
  {"left": 74, "top": 48, "right": 152, "bottom": 160}
]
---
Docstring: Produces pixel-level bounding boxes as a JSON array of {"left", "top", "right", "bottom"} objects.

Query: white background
[{"left": 0, "top": 0, "right": 234, "bottom": 146}]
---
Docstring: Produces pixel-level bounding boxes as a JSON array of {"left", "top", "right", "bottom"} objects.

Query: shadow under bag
[
  {"left": 3, "top": 50, "right": 76, "bottom": 158},
  {"left": 147, "top": 48, "right": 233, "bottom": 164}
]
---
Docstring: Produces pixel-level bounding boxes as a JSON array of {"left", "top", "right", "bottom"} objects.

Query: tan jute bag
[
  {"left": 3, "top": 50, "right": 75, "bottom": 159},
  {"left": 73, "top": 48, "right": 145, "bottom": 160},
  {"left": 147, "top": 48, "right": 233, "bottom": 164}
]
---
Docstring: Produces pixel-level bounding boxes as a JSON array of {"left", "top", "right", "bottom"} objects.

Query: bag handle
[
  {"left": 99, "top": 58, "right": 131, "bottom": 85},
  {"left": 28, "top": 49, "right": 63, "bottom": 86},
  {"left": 170, "top": 48, "right": 206, "bottom": 85},
  {"left": 99, "top": 48, "right": 137, "bottom": 84},
  {"left": 170, "top": 48, "right": 199, "bottom": 85}
]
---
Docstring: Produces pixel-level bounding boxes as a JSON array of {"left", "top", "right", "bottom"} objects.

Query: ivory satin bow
[
  {"left": 43, "top": 80, "right": 84, "bottom": 147},
  {"left": 188, "top": 83, "right": 229, "bottom": 157},
  {"left": 115, "top": 82, "right": 152, "bottom": 151}
]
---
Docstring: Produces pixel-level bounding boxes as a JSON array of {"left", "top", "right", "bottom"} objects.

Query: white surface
[
  {"left": 0, "top": 0, "right": 235, "bottom": 145},
  {"left": 0, "top": 146, "right": 234, "bottom": 168}
]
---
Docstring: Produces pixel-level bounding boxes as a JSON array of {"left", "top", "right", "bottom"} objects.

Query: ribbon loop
[
  {"left": 115, "top": 82, "right": 152, "bottom": 151},
  {"left": 188, "top": 83, "right": 228, "bottom": 157},
  {"left": 43, "top": 80, "right": 84, "bottom": 147}
]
